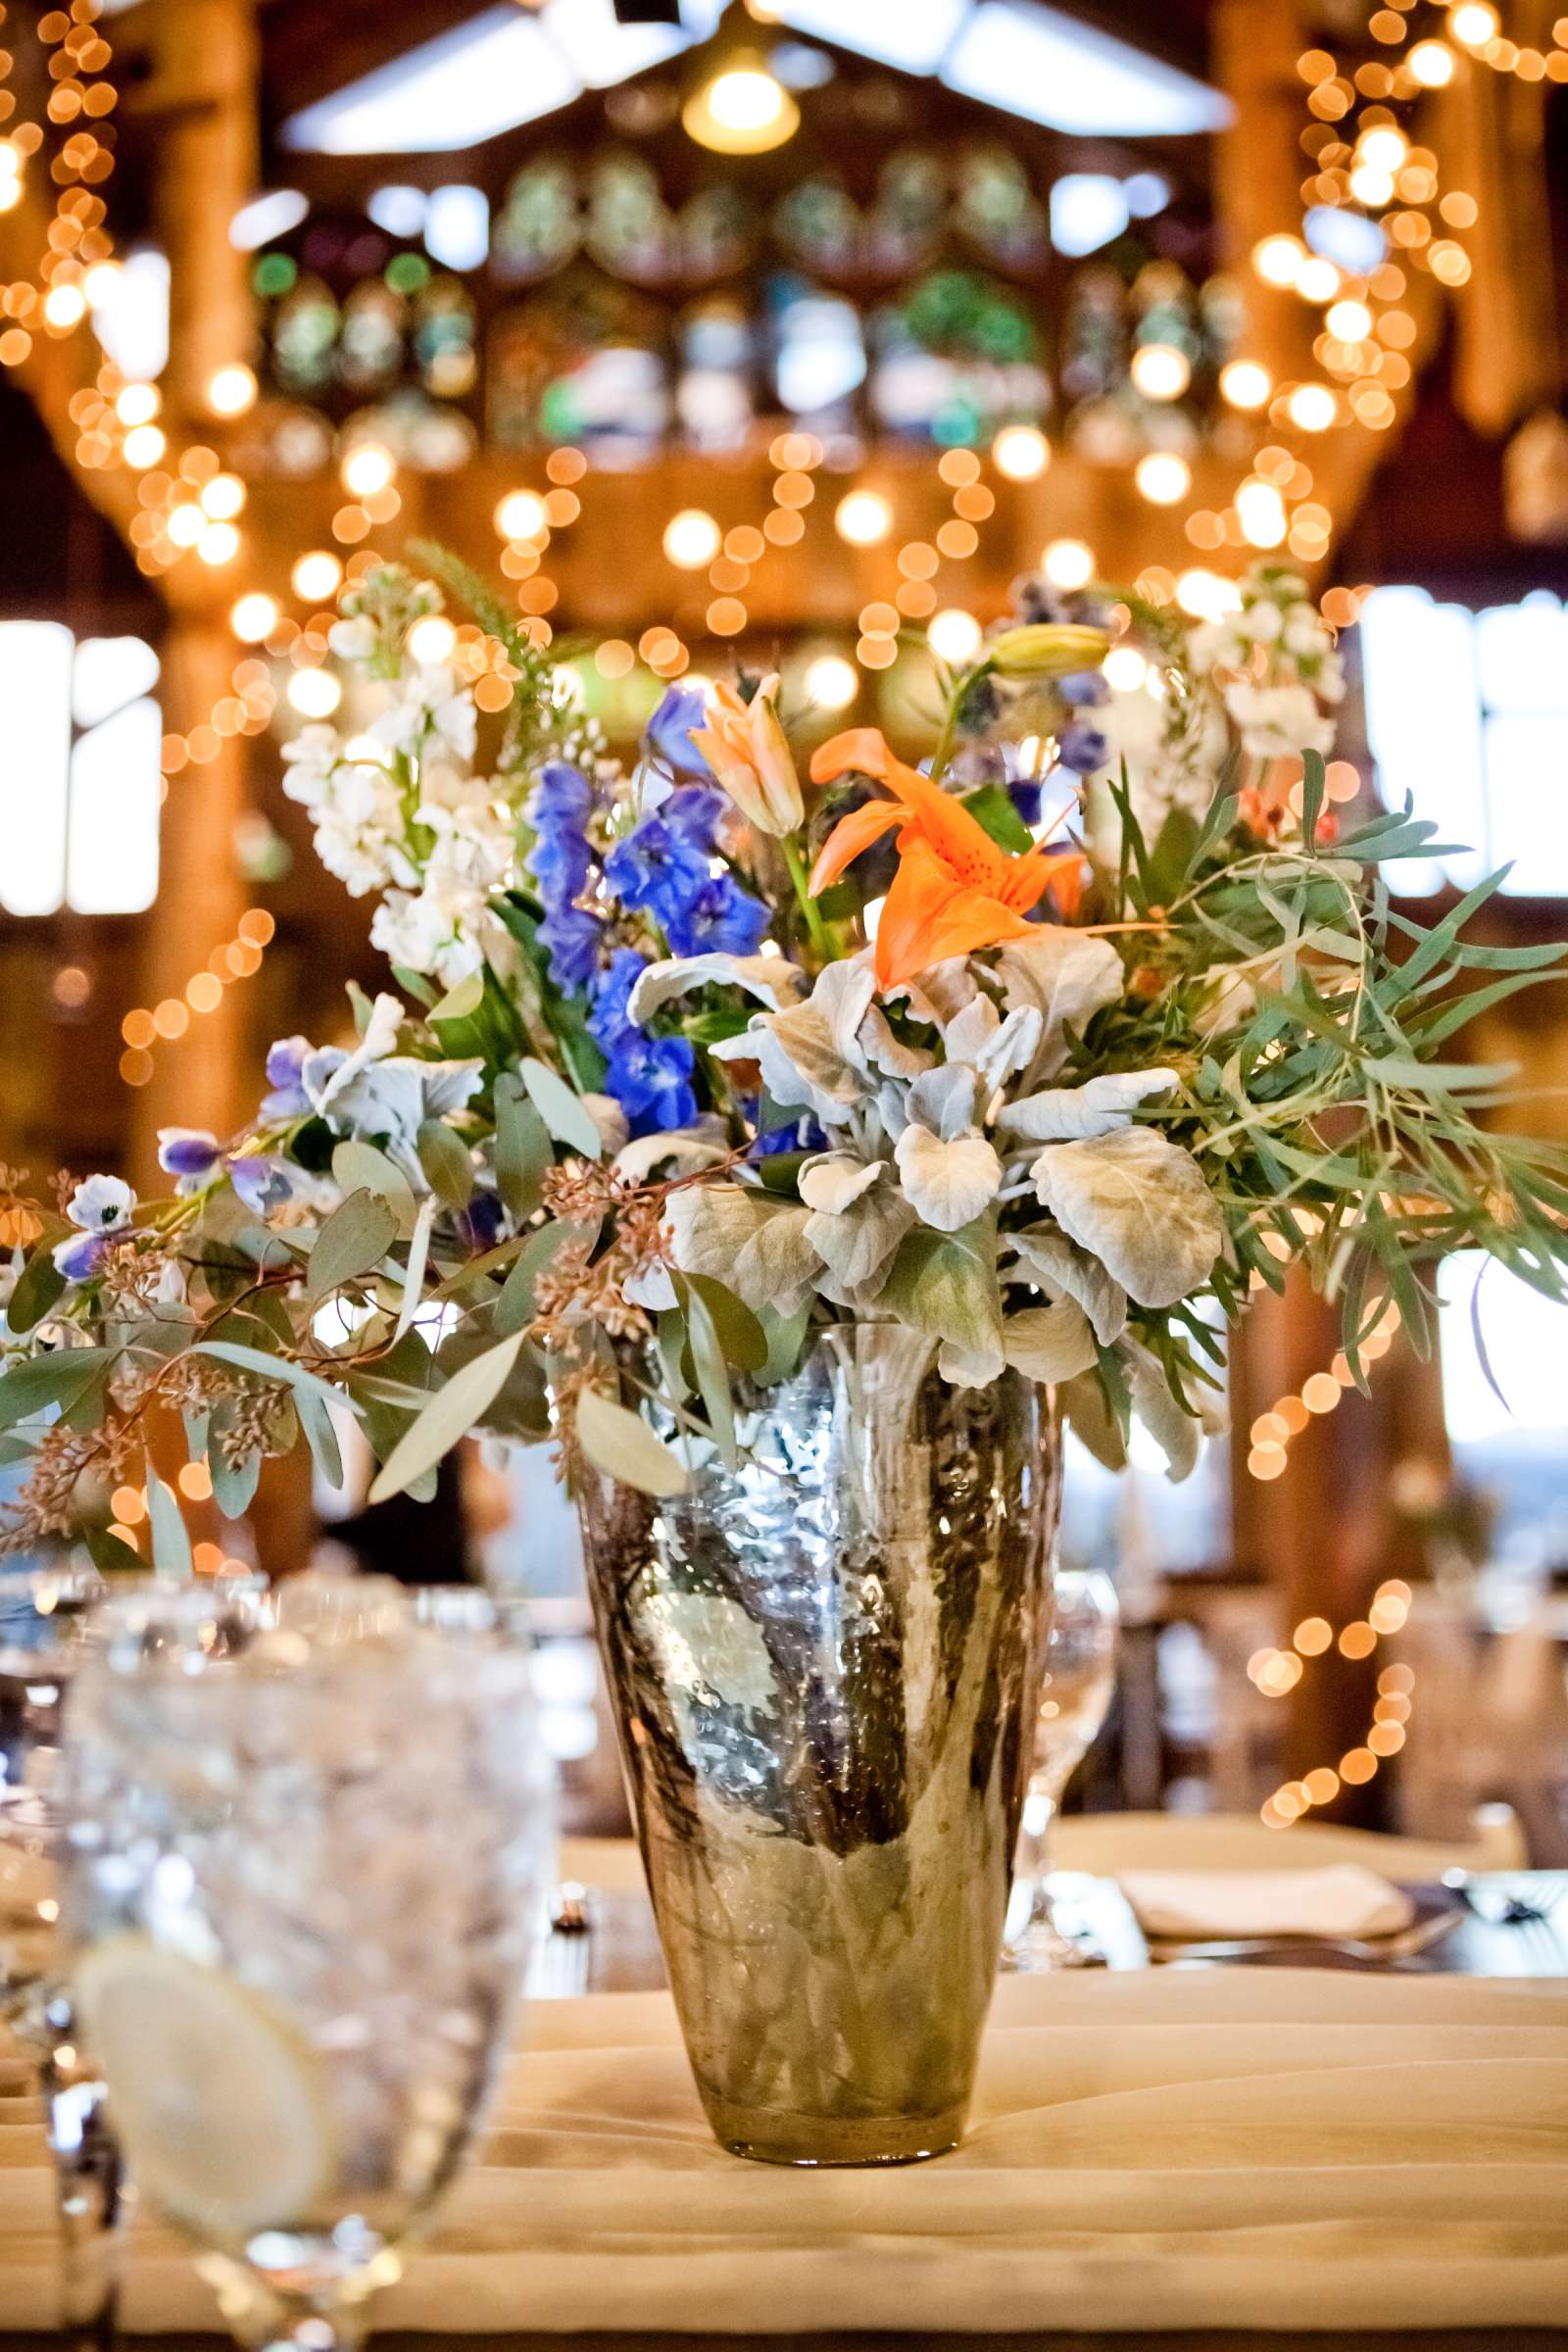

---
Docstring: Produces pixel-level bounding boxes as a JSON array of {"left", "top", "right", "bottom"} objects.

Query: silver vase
[{"left": 575, "top": 1326, "right": 1059, "bottom": 2167}]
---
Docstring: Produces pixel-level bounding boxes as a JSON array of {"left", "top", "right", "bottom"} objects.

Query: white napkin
[{"left": 1120, "top": 1863, "right": 1415, "bottom": 1941}]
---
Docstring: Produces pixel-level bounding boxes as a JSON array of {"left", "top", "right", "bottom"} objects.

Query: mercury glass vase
[{"left": 575, "top": 1326, "right": 1059, "bottom": 2168}]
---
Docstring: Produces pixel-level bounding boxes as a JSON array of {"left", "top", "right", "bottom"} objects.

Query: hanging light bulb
[{"left": 683, "top": 54, "right": 800, "bottom": 155}]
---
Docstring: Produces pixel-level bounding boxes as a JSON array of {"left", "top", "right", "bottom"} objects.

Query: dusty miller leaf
[{"left": 1030, "top": 1127, "right": 1224, "bottom": 1310}]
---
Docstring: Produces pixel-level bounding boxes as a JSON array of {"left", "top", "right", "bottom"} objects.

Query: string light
[
  {"left": 834, "top": 489, "right": 893, "bottom": 547},
  {"left": 1135, "top": 451, "right": 1192, "bottom": 506},
  {"left": 662, "top": 508, "right": 722, "bottom": 569},
  {"left": 1042, "top": 538, "right": 1095, "bottom": 590},
  {"left": 992, "top": 424, "right": 1050, "bottom": 480},
  {"left": 118, "top": 910, "right": 277, "bottom": 1088}
]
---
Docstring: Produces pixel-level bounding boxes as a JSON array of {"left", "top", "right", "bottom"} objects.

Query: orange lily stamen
[{"left": 808, "top": 729, "right": 1083, "bottom": 989}]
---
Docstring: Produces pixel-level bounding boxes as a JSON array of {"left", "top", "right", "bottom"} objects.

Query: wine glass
[
  {"left": 0, "top": 1562, "right": 121, "bottom": 2349},
  {"left": 1004, "top": 1566, "right": 1120, "bottom": 1970},
  {"left": 2, "top": 1564, "right": 267, "bottom": 2348},
  {"left": 60, "top": 1573, "right": 546, "bottom": 2352}
]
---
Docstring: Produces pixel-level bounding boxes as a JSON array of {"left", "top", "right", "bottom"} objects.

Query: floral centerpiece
[{"left": 3, "top": 549, "right": 1563, "bottom": 2165}]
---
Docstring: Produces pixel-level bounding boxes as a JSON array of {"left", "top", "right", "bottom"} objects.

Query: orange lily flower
[{"left": 808, "top": 729, "right": 1083, "bottom": 991}]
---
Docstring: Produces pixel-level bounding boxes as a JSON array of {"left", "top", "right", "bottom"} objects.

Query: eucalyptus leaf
[
  {"left": 331, "top": 1140, "right": 417, "bottom": 1236},
  {"left": 368, "top": 1332, "right": 525, "bottom": 1504},
  {"left": 296, "top": 1389, "right": 345, "bottom": 1491},
  {"left": 306, "top": 1189, "right": 399, "bottom": 1306},
  {"left": 574, "top": 1387, "right": 691, "bottom": 1496},
  {"left": 683, "top": 1273, "right": 767, "bottom": 1373},
  {"left": 520, "top": 1057, "right": 602, "bottom": 1159},
  {"left": 416, "top": 1119, "right": 473, "bottom": 1212},
  {"left": 494, "top": 1077, "right": 552, "bottom": 1216},
  {"left": 81, "top": 1523, "right": 143, "bottom": 1576},
  {"left": 196, "top": 1341, "right": 348, "bottom": 1418},
  {"left": 677, "top": 1277, "right": 737, "bottom": 1466},
  {"left": 144, "top": 1462, "right": 193, "bottom": 1579},
  {"left": 0, "top": 1348, "right": 115, "bottom": 1429},
  {"left": 5, "top": 1248, "right": 65, "bottom": 1336},
  {"left": 494, "top": 1219, "right": 582, "bottom": 1338},
  {"left": 392, "top": 1197, "right": 438, "bottom": 1345},
  {"left": 209, "top": 1435, "right": 262, "bottom": 1521}
]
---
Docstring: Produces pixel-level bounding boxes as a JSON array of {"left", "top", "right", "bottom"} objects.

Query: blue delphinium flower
[
  {"left": 538, "top": 905, "right": 604, "bottom": 994},
  {"left": 588, "top": 948, "right": 647, "bottom": 1054},
  {"left": 261, "top": 1035, "right": 313, "bottom": 1120},
  {"left": 603, "top": 815, "right": 711, "bottom": 932},
  {"left": 666, "top": 873, "right": 769, "bottom": 957},
  {"left": 1058, "top": 721, "right": 1109, "bottom": 776},
  {"left": 606, "top": 1031, "right": 700, "bottom": 1136},
  {"left": 527, "top": 763, "right": 603, "bottom": 996},
  {"left": 529, "top": 762, "right": 593, "bottom": 827},
  {"left": 661, "top": 783, "right": 726, "bottom": 845},
  {"left": 526, "top": 821, "right": 592, "bottom": 906},
  {"left": 1056, "top": 669, "right": 1110, "bottom": 710},
  {"left": 644, "top": 686, "right": 713, "bottom": 782}
]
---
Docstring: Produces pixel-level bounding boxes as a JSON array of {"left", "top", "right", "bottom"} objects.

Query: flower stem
[{"left": 781, "top": 833, "right": 834, "bottom": 964}]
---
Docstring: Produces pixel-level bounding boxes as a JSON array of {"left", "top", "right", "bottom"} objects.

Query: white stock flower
[
  {"left": 1224, "top": 680, "right": 1334, "bottom": 761},
  {"left": 279, "top": 724, "right": 343, "bottom": 810},
  {"left": 370, "top": 662, "right": 477, "bottom": 764}
]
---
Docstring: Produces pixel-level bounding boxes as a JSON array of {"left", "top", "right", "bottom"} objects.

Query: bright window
[
  {"left": 0, "top": 624, "right": 161, "bottom": 917},
  {"left": 1359, "top": 586, "right": 1568, "bottom": 896},
  {"left": 1438, "top": 1251, "right": 1568, "bottom": 1558}
]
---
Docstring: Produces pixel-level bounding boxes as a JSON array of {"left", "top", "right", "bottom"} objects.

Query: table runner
[{"left": 3, "top": 1971, "right": 1566, "bottom": 2335}]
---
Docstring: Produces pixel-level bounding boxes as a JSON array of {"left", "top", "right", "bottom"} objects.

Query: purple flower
[
  {"left": 52, "top": 1229, "right": 111, "bottom": 1283},
  {"left": 528, "top": 762, "right": 593, "bottom": 829},
  {"left": 606, "top": 1032, "right": 699, "bottom": 1136},
  {"left": 262, "top": 1034, "right": 313, "bottom": 1120},
  {"left": 588, "top": 948, "right": 647, "bottom": 1054},
  {"left": 461, "top": 1188, "right": 507, "bottom": 1250},
  {"left": 158, "top": 1128, "right": 222, "bottom": 1181},
  {"left": 666, "top": 873, "right": 769, "bottom": 957},
  {"left": 604, "top": 815, "right": 711, "bottom": 934},
  {"left": 1008, "top": 776, "right": 1045, "bottom": 827},
  {"left": 1056, "top": 670, "right": 1109, "bottom": 710},
  {"left": 538, "top": 904, "right": 604, "bottom": 995},
  {"left": 645, "top": 687, "right": 712, "bottom": 782},
  {"left": 1058, "top": 722, "right": 1109, "bottom": 776}
]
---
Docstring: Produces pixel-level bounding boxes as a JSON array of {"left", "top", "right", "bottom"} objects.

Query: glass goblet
[
  {"left": 1, "top": 1562, "right": 121, "bottom": 2349},
  {"left": 3, "top": 1566, "right": 269, "bottom": 2349},
  {"left": 1004, "top": 1565, "right": 1120, "bottom": 1971},
  {"left": 61, "top": 1574, "right": 546, "bottom": 2352}
]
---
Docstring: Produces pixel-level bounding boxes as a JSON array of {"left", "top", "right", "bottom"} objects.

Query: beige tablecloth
[{"left": 3, "top": 1970, "right": 1566, "bottom": 2335}]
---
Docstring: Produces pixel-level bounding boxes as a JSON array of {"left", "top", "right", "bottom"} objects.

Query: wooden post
[
  {"left": 1211, "top": 0, "right": 1313, "bottom": 400},
  {"left": 136, "top": 0, "right": 260, "bottom": 420}
]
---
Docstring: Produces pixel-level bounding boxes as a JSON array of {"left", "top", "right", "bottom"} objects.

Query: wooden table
[{"left": 3, "top": 1878, "right": 1564, "bottom": 2352}]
